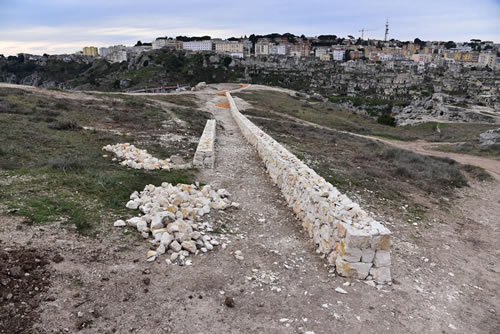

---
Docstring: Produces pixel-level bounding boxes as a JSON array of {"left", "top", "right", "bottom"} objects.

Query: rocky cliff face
[
  {"left": 480, "top": 128, "right": 500, "bottom": 146},
  {"left": 395, "top": 93, "right": 500, "bottom": 125}
]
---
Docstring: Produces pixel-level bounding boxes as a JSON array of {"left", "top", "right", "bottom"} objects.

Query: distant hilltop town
[{"left": 74, "top": 33, "right": 500, "bottom": 69}]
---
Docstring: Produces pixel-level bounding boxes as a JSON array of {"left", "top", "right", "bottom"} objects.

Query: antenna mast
[{"left": 384, "top": 18, "right": 389, "bottom": 42}]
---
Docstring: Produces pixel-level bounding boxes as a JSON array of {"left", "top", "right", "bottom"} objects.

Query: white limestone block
[
  {"left": 370, "top": 266, "right": 391, "bottom": 284},
  {"left": 336, "top": 258, "right": 372, "bottom": 280},
  {"left": 361, "top": 248, "right": 375, "bottom": 263},
  {"left": 113, "top": 219, "right": 126, "bottom": 227},
  {"left": 169, "top": 240, "right": 182, "bottom": 252},
  {"left": 374, "top": 250, "right": 391, "bottom": 267},
  {"left": 181, "top": 240, "right": 197, "bottom": 253}
]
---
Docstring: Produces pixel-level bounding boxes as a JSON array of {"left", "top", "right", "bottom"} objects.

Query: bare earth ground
[{"left": 0, "top": 84, "right": 499, "bottom": 333}]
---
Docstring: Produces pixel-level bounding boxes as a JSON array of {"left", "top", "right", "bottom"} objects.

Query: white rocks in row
[
  {"left": 103, "top": 143, "right": 170, "bottom": 170},
  {"left": 226, "top": 91, "right": 392, "bottom": 284},
  {"left": 193, "top": 119, "right": 216, "bottom": 169}
]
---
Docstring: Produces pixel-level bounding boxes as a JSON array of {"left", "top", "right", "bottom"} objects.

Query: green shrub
[{"left": 377, "top": 114, "right": 397, "bottom": 127}]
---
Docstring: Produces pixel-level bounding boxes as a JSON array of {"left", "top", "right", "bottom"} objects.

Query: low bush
[
  {"left": 461, "top": 164, "right": 493, "bottom": 182},
  {"left": 382, "top": 148, "right": 468, "bottom": 190},
  {"left": 48, "top": 120, "right": 81, "bottom": 130},
  {"left": 377, "top": 114, "right": 397, "bottom": 127}
]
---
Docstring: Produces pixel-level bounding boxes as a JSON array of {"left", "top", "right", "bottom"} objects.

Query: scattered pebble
[{"left": 335, "top": 287, "right": 347, "bottom": 294}]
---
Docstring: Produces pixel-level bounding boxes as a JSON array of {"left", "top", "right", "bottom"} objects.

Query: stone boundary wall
[
  {"left": 226, "top": 91, "right": 392, "bottom": 283},
  {"left": 193, "top": 119, "right": 216, "bottom": 168}
]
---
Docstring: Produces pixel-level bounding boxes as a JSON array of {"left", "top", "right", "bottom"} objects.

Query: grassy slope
[
  {"left": 235, "top": 90, "right": 493, "bottom": 221},
  {"left": 234, "top": 90, "right": 499, "bottom": 143},
  {"left": 0, "top": 87, "right": 206, "bottom": 234}
]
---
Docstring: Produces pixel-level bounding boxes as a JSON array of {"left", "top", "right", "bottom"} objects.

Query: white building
[
  {"left": 255, "top": 42, "right": 269, "bottom": 56},
  {"left": 152, "top": 38, "right": 176, "bottom": 50},
  {"left": 99, "top": 47, "right": 109, "bottom": 57},
  {"left": 269, "top": 44, "right": 287, "bottom": 55},
  {"left": 379, "top": 53, "right": 394, "bottom": 61},
  {"left": 242, "top": 40, "right": 252, "bottom": 57},
  {"left": 478, "top": 53, "right": 496, "bottom": 68},
  {"left": 183, "top": 41, "right": 213, "bottom": 51},
  {"left": 332, "top": 49, "right": 345, "bottom": 61},
  {"left": 315, "top": 47, "right": 330, "bottom": 58}
]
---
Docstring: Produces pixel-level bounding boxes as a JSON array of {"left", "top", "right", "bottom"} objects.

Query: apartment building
[
  {"left": 314, "top": 47, "right": 330, "bottom": 58},
  {"left": 215, "top": 41, "right": 244, "bottom": 54},
  {"left": 83, "top": 46, "right": 98, "bottom": 57},
  {"left": 269, "top": 44, "right": 287, "bottom": 55},
  {"left": 478, "top": 53, "right": 496, "bottom": 68},
  {"left": 255, "top": 42, "right": 269, "bottom": 56},
  {"left": 332, "top": 48, "right": 345, "bottom": 61},
  {"left": 183, "top": 40, "right": 213, "bottom": 51},
  {"left": 411, "top": 54, "right": 432, "bottom": 63},
  {"left": 152, "top": 38, "right": 177, "bottom": 50}
]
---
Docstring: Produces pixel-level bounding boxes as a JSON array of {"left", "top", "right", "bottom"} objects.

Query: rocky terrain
[{"left": 395, "top": 93, "right": 500, "bottom": 125}]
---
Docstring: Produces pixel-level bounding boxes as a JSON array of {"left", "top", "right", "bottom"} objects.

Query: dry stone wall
[
  {"left": 226, "top": 91, "right": 392, "bottom": 283},
  {"left": 193, "top": 119, "right": 216, "bottom": 168}
]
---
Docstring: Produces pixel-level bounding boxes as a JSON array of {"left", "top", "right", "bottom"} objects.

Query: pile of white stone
[
  {"left": 103, "top": 143, "right": 170, "bottom": 170},
  {"left": 226, "top": 91, "right": 392, "bottom": 284},
  {"left": 114, "top": 182, "right": 238, "bottom": 265}
]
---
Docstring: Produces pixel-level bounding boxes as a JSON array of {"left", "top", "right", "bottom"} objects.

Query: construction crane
[{"left": 359, "top": 28, "right": 375, "bottom": 39}]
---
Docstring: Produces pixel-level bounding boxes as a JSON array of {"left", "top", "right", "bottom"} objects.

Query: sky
[{"left": 0, "top": 0, "right": 499, "bottom": 56}]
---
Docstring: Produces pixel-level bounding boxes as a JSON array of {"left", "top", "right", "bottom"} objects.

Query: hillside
[
  {"left": 1, "top": 83, "right": 499, "bottom": 332},
  {"left": 1, "top": 50, "right": 499, "bottom": 127}
]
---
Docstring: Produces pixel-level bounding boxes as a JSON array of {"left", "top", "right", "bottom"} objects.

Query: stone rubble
[
  {"left": 114, "top": 182, "right": 236, "bottom": 265},
  {"left": 102, "top": 143, "right": 170, "bottom": 170},
  {"left": 226, "top": 91, "right": 392, "bottom": 284}
]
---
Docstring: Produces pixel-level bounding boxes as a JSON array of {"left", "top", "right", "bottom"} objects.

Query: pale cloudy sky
[{"left": 0, "top": 0, "right": 499, "bottom": 55}]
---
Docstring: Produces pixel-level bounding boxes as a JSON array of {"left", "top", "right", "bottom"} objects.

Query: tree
[
  {"left": 347, "top": 35, "right": 354, "bottom": 39},
  {"left": 135, "top": 40, "right": 143, "bottom": 46},
  {"left": 223, "top": 57, "right": 232, "bottom": 67},
  {"left": 228, "top": 37, "right": 239, "bottom": 41},
  {"left": 344, "top": 50, "right": 352, "bottom": 61},
  {"left": 249, "top": 34, "right": 258, "bottom": 44},
  {"left": 444, "top": 41, "right": 456, "bottom": 49},
  {"left": 414, "top": 38, "right": 426, "bottom": 48}
]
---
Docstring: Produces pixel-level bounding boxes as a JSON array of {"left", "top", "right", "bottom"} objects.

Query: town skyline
[{"left": 1, "top": 0, "right": 499, "bottom": 56}]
